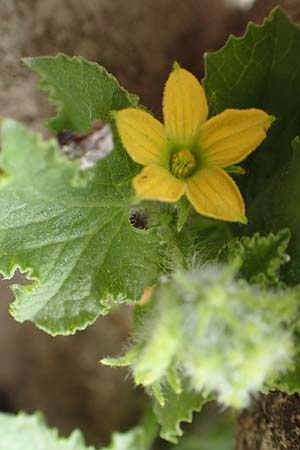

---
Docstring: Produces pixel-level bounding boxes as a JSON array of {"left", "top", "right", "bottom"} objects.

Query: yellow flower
[{"left": 115, "top": 66, "right": 273, "bottom": 222}]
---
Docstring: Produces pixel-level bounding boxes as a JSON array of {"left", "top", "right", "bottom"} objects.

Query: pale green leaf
[
  {"left": 0, "top": 412, "right": 94, "bottom": 450},
  {"left": 0, "top": 411, "right": 157, "bottom": 450}
]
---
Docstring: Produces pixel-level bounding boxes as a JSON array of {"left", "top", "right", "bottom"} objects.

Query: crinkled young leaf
[
  {"left": 203, "top": 7, "right": 300, "bottom": 283},
  {"left": 24, "top": 55, "right": 139, "bottom": 132},
  {"left": 103, "top": 265, "right": 297, "bottom": 414},
  {"left": 0, "top": 119, "right": 160, "bottom": 335},
  {"left": 219, "top": 229, "right": 290, "bottom": 285},
  {"left": 0, "top": 412, "right": 94, "bottom": 450},
  {"left": 132, "top": 299, "right": 182, "bottom": 387}
]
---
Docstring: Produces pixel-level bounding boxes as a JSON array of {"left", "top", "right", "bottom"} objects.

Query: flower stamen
[{"left": 170, "top": 148, "right": 197, "bottom": 179}]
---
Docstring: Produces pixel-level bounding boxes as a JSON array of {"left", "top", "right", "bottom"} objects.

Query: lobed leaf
[
  {"left": 219, "top": 229, "right": 291, "bottom": 285},
  {"left": 0, "top": 119, "right": 160, "bottom": 335}
]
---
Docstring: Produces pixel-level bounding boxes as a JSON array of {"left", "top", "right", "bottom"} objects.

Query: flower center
[{"left": 170, "top": 148, "right": 197, "bottom": 179}]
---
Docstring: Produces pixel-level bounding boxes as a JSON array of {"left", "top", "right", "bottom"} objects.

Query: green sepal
[
  {"left": 176, "top": 196, "right": 190, "bottom": 233},
  {"left": 224, "top": 165, "right": 246, "bottom": 175}
]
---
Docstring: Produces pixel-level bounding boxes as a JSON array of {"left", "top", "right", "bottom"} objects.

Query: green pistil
[{"left": 170, "top": 148, "right": 197, "bottom": 179}]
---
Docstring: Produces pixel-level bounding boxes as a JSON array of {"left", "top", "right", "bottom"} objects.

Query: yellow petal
[
  {"left": 200, "top": 109, "right": 272, "bottom": 167},
  {"left": 133, "top": 165, "right": 185, "bottom": 202},
  {"left": 186, "top": 167, "right": 245, "bottom": 222},
  {"left": 163, "top": 67, "right": 208, "bottom": 145},
  {"left": 116, "top": 108, "right": 168, "bottom": 166}
]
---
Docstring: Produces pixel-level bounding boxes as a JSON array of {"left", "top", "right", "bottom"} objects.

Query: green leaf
[
  {"left": 203, "top": 7, "right": 300, "bottom": 282},
  {"left": 0, "top": 412, "right": 94, "bottom": 450},
  {"left": 0, "top": 411, "right": 157, "bottom": 450},
  {"left": 203, "top": 7, "right": 298, "bottom": 183},
  {"left": 103, "top": 265, "right": 297, "bottom": 413},
  {"left": 219, "top": 229, "right": 291, "bottom": 285},
  {"left": 153, "top": 382, "right": 209, "bottom": 444},
  {"left": 251, "top": 138, "right": 300, "bottom": 283},
  {"left": 0, "top": 119, "right": 160, "bottom": 335},
  {"left": 24, "top": 55, "right": 138, "bottom": 131}
]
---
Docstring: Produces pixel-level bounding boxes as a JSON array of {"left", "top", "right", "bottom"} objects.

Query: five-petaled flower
[{"left": 115, "top": 65, "right": 273, "bottom": 222}]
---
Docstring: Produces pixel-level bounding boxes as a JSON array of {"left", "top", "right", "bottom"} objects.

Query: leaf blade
[
  {"left": 24, "top": 55, "right": 139, "bottom": 131},
  {"left": 0, "top": 119, "right": 160, "bottom": 335}
]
